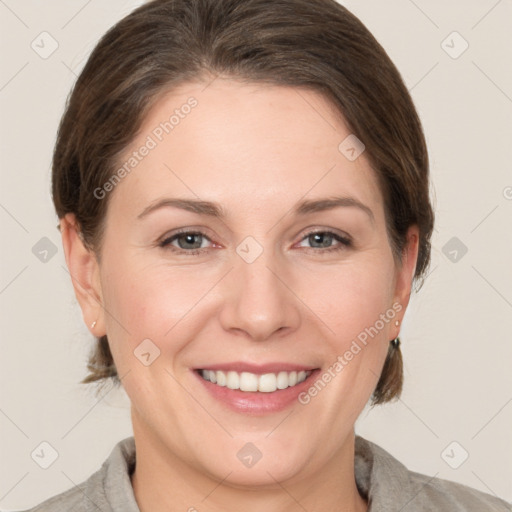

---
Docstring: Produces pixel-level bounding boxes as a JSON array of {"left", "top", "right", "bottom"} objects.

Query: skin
[{"left": 61, "top": 78, "right": 419, "bottom": 512}]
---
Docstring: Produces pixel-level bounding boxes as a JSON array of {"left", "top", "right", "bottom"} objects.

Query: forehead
[{"left": 109, "top": 79, "right": 384, "bottom": 221}]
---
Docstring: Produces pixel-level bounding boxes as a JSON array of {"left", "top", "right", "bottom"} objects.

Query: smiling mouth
[{"left": 197, "top": 369, "right": 313, "bottom": 393}]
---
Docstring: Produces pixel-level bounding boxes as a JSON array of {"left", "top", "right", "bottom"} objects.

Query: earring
[
  {"left": 90, "top": 320, "right": 97, "bottom": 329},
  {"left": 391, "top": 319, "right": 400, "bottom": 348}
]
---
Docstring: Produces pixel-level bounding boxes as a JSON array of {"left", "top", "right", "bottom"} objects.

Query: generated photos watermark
[
  {"left": 93, "top": 96, "right": 198, "bottom": 200},
  {"left": 298, "top": 301, "right": 403, "bottom": 405}
]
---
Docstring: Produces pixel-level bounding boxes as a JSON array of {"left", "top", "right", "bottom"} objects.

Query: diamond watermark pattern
[
  {"left": 134, "top": 338, "right": 161, "bottom": 366},
  {"left": 236, "top": 236, "right": 263, "bottom": 264},
  {"left": 32, "top": 237, "right": 58, "bottom": 263},
  {"left": 442, "top": 236, "right": 468, "bottom": 263},
  {"left": 441, "top": 441, "right": 469, "bottom": 469},
  {"left": 30, "top": 31, "right": 59, "bottom": 59},
  {"left": 338, "top": 134, "right": 365, "bottom": 162},
  {"left": 237, "top": 442, "right": 263, "bottom": 468},
  {"left": 31, "top": 441, "right": 59, "bottom": 469},
  {"left": 441, "top": 31, "right": 469, "bottom": 59}
]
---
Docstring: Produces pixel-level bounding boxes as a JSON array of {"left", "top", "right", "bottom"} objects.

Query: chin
[
  {"left": 216, "top": 462, "right": 304, "bottom": 488},
  {"left": 196, "top": 440, "right": 313, "bottom": 488}
]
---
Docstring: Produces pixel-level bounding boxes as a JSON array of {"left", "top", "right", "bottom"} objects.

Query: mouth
[
  {"left": 192, "top": 364, "right": 321, "bottom": 414},
  {"left": 197, "top": 369, "right": 312, "bottom": 393}
]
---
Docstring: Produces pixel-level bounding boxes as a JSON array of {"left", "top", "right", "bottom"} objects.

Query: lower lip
[{"left": 193, "top": 369, "right": 321, "bottom": 415}]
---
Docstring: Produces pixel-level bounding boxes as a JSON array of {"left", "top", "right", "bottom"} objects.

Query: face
[{"left": 64, "top": 78, "right": 418, "bottom": 486}]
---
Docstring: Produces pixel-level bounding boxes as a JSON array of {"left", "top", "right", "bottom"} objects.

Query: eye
[
  {"left": 297, "top": 230, "right": 352, "bottom": 252},
  {"left": 159, "top": 230, "right": 213, "bottom": 254},
  {"left": 158, "top": 228, "right": 352, "bottom": 256}
]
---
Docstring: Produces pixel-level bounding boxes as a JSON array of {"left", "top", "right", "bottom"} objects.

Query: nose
[{"left": 219, "top": 249, "right": 301, "bottom": 341}]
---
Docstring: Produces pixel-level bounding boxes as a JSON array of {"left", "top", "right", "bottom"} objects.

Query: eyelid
[{"left": 158, "top": 226, "right": 214, "bottom": 242}]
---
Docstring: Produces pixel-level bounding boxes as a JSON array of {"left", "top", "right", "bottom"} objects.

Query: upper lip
[{"left": 194, "top": 362, "right": 318, "bottom": 374}]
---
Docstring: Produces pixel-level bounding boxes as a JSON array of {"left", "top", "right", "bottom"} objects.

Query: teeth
[
  {"left": 216, "top": 370, "right": 226, "bottom": 386},
  {"left": 276, "top": 371, "right": 289, "bottom": 390},
  {"left": 240, "top": 372, "right": 258, "bottom": 392},
  {"left": 200, "top": 369, "right": 311, "bottom": 392},
  {"left": 258, "top": 373, "right": 276, "bottom": 392},
  {"left": 226, "top": 371, "right": 239, "bottom": 390}
]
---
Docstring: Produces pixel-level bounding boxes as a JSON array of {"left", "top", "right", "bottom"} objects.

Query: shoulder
[
  {"left": 15, "top": 485, "right": 84, "bottom": 512},
  {"left": 355, "top": 435, "right": 511, "bottom": 511},
  {"left": 15, "top": 437, "right": 138, "bottom": 512},
  {"left": 404, "top": 466, "right": 511, "bottom": 511},
  {"left": 14, "top": 471, "right": 101, "bottom": 512}
]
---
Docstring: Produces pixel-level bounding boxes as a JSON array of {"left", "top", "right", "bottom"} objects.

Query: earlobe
[{"left": 60, "top": 213, "right": 105, "bottom": 335}]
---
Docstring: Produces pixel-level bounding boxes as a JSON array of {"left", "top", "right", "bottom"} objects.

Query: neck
[{"left": 130, "top": 423, "right": 368, "bottom": 512}]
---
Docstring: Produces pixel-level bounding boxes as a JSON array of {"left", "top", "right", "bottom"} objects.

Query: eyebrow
[{"left": 137, "top": 196, "right": 374, "bottom": 223}]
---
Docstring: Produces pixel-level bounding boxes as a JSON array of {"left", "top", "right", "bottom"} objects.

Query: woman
[{"left": 23, "top": 0, "right": 510, "bottom": 510}]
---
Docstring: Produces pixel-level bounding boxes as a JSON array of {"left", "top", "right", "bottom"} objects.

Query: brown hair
[{"left": 52, "top": 0, "right": 434, "bottom": 405}]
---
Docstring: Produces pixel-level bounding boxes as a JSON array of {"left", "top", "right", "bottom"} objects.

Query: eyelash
[{"left": 158, "top": 228, "right": 352, "bottom": 255}]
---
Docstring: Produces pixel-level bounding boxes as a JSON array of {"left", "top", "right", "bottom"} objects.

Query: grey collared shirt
[{"left": 21, "top": 435, "right": 511, "bottom": 511}]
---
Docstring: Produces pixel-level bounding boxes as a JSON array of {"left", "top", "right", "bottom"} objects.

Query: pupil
[
  {"left": 180, "top": 234, "right": 201, "bottom": 249},
  {"left": 312, "top": 233, "right": 331, "bottom": 248}
]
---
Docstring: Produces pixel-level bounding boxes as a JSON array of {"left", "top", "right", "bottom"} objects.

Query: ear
[
  {"left": 60, "top": 213, "right": 105, "bottom": 336},
  {"left": 391, "top": 225, "right": 420, "bottom": 338}
]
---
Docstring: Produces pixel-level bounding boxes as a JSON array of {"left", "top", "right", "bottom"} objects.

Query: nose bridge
[{"left": 219, "top": 240, "right": 300, "bottom": 340}]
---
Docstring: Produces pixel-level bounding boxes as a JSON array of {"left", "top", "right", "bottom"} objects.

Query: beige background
[{"left": 1, "top": 0, "right": 511, "bottom": 509}]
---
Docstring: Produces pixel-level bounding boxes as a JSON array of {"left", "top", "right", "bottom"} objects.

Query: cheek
[
  {"left": 99, "top": 258, "right": 220, "bottom": 356},
  {"left": 298, "top": 262, "right": 395, "bottom": 399},
  {"left": 300, "top": 254, "right": 396, "bottom": 399},
  {"left": 298, "top": 254, "right": 397, "bottom": 342}
]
